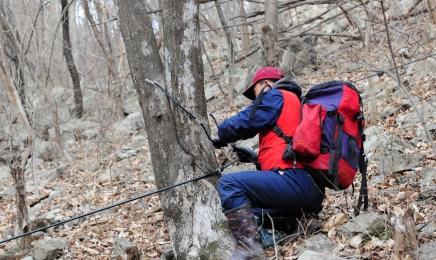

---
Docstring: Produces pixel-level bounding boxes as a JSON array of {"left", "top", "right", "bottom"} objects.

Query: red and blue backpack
[{"left": 273, "top": 80, "right": 368, "bottom": 215}]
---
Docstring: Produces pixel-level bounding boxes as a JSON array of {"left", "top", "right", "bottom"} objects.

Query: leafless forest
[{"left": 0, "top": 0, "right": 436, "bottom": 259}]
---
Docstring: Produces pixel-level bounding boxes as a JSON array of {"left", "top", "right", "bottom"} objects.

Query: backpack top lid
[{"left": 307, "top": 80, "right": 362, "bottom": 103}]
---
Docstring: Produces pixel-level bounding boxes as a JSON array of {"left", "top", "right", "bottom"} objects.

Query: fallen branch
[{"left": 296, "top": 33, "right": 362, "bottom": 40}]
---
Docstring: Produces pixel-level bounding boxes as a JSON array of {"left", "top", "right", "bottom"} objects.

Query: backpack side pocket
[{"left": 292, "top": 104, "right": 326, "bottom": 158}]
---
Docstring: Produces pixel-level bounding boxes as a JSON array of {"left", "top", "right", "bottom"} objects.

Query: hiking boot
[
  {"left": 225, "top": 205, "right": 266, "bottom": 260},
  {"left": 258, "top": 227, "right": 287, "bottom": 248}
]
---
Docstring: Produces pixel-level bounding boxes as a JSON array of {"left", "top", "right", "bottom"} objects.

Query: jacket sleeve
[{"left": 217, "top": 89, "right": 284, "bottom": 143}]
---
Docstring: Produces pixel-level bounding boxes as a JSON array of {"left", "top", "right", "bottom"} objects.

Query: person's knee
[
  {"left": 217, "top": 174, "right": 235, "bottom": 192},
  {"left": 218, "top": 174, "right": 248, "bottom": 211}
]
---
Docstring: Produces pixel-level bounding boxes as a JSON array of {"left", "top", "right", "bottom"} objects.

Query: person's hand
[
  {"left": 232, "top": 145, "right": 257, "bottom": 163},
  {"left": 212, "top": 136, "right": 227, "bottom": 149}
]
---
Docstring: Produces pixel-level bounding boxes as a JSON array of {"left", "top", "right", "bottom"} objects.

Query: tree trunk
[
  {"left": 115, "top": 31, "right": 127, "bottom": 87},
  {"left": 263, "top": 0, "right": 279, "bottom": 67},
  {"left": 214, "top": 0, "right": 234, "bottom": 98},
  {"left": 83, "top": 0, "right": 124, "bottom": 121},
  {"left": 98, "top": 0, "right": 113, "bottom": 55},
  {"left": 201, "top": 37, "right": 226, "bottom": 97},
  {"left": 0, "top": 7, "right": 28, "bottom": 119},
  {"left": 429, "top": 0, "right": 436, "bottom": 23},
  {"left": 157, "top": 0, "right": 164, "bottom": 50},
  {"left": 6, "top": 43, "right": 27, "bottom": 117},
  {"left": 238, "top": 0, "right": 250, "bottom": 68},
  {"left": 10, "top": 147, "right": 31, "bottom": 250},
  {"left": 117, "top": 1, "right": 233, "bottom": 259},
  {"left": 61, "top": 0, "right": 84, "bottom": 118},
  {"left": 363, "top": 0, "right": 377, "bottom": 123}
]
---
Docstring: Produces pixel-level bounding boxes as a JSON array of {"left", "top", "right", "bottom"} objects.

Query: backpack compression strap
[
  {"left": 355, "top": 152, "right": 368, "bottom": 216},
  {"left": 354, "top": 115, "right": 368, "bottom": 216},
  {"left": 330, "top": 113, "right": 345, "bottom": 190}
]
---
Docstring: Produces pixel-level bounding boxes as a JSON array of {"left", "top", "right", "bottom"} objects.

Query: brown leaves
[
  {"left": 0, "top": 148, "right": 171, "bottom": 259},
  {"left": 322, "top": 213, "right": 348, "bottom": 232}
]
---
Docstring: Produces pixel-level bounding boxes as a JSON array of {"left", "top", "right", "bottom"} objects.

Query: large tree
[{"left": 117, "top": 0, "right": 233, "bottom": 258}]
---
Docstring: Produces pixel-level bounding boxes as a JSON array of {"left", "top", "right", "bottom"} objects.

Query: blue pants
[{"left": 217, "top": 168, "right": 324, "bottom": 218}]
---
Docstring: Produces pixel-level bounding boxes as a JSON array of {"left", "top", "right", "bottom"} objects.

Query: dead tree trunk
[
  {"left": 61, "top": 0, "right": 84, "bottom": 118},
  {"left": 118, "top": 0, "right": 234, "bottom": 258},
  {"left": 263, "top": 0, "right": 279, "bottom": 67}
]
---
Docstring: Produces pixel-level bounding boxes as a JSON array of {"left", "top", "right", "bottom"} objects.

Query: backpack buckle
[
  {"left": 272, "top": 125, "right": 279, "bottom": 132},
  {"left": 282, "top": 143, "right": 296, "bottom": 160},
  {"left": 355, "top": 112, "right": 364, "bottom": 122},
  {"left": 362, "top": 152, "right": 368, "bottom": 164},
  {"left": 338, "top": 114, "right": 345, "bottom": 124}
]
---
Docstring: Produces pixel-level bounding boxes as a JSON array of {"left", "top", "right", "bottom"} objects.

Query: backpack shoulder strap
[
  {"left": 249, "top": 85, "right": 269, "bottom": 119},
  {"left": 271, "top": 125, "right": 293, "bottom": 143},
  {"left": 270, "top": 93, "right": 305, "bottom": 143},
  {"left": 331, "top": 113, "right": 345, "bottom": 190}
]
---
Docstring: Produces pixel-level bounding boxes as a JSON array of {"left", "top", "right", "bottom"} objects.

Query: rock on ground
[{"left": 32, "top": 237, "right": 68, "bottom": 260}]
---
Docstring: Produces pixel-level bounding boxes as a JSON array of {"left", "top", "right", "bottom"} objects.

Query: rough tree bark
[
  {"left": 117, "top": 1, "right": 233, "bottom": 259},
  {"left": 83, "top": 0, "right": 124, "bottom": 121},
  {"left": 61, "top": 0, "right": 84, "bottom": 118},
  {"left": 9, "top": 144, "right": 31, "bottom": 251},
  {"left": 263, "top": 0, "right": 279, "bottom": 66}
]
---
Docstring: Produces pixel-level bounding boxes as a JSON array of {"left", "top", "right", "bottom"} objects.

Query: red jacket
[{"left": 258, "top": 90, "right": 305, "bottom": 170}]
